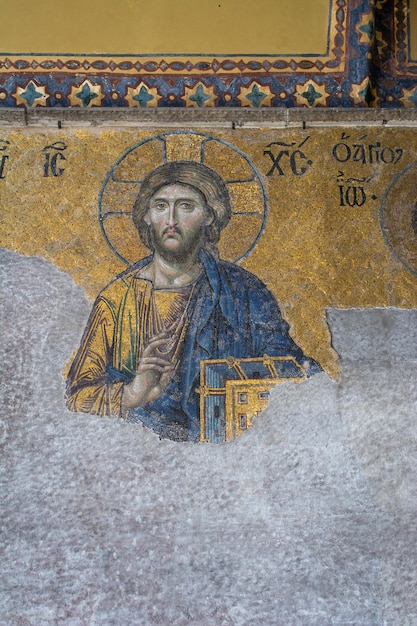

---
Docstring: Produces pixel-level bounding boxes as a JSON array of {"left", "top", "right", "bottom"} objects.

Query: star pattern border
[{"left": 0, "top": 0, "right": 415, "bottom": 108}]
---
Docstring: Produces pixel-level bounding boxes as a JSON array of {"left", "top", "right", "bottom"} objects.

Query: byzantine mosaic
[{"left": 1, "top": 124, "right": 416, "bottom": 353}]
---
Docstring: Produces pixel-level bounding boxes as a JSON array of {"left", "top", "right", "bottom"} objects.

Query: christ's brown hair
[{"left": 132, "top": 161, "right": 232, "bottom": 252}]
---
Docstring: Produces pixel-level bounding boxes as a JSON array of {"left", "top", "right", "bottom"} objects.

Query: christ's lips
[{"left": 163, "top": 227, "right": 181, "bottom": 237}]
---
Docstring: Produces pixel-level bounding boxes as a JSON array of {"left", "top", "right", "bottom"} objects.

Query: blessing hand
[{"left": 121, "top": 334, "right": 173, "bottom": 409}]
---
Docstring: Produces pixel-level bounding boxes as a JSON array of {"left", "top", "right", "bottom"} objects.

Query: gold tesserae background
[{"left": 0, "top": 127, "right": 416, "bottom": 378}]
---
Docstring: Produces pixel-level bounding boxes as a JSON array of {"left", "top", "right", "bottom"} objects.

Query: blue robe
[{"left": 123, "top": 250, "right": 320, "bottom": 441}]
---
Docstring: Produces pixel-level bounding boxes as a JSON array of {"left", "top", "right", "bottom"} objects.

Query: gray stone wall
[{"left": 1, "top": 248, "right": 416, "bottom": 625}]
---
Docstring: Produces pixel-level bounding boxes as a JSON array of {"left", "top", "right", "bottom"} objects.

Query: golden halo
[
  {"left": 380, "top": 162, "right": 417, "bottom": 278},
  {"left": 99, "top": 131, "right": 268, "bottom": 264}
]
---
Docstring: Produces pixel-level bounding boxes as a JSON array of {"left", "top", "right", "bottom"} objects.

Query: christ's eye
[
  {"left": 153, "top": 202, "right": 168, "bottom": 211},
  {"left": 178, "top": 202, "right": 194, "bottom": 211}
]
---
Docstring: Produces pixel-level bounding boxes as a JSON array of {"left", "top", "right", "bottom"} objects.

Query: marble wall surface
[{"left": 1, "top": 247, "right": 416, "bottom": 625}]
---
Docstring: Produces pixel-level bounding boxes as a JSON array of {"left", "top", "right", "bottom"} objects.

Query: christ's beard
[{"left": 149, "top": 225, "right": 206, "bottom": 264}]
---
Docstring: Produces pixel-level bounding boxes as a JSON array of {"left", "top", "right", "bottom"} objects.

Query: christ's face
[{"left": 145, "top": 183, "right": 213, "bottom": 262}]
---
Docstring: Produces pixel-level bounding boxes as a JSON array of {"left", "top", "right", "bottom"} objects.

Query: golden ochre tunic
[
  {"left": 67, "top": 251, "right": 321, "bottom": 441},
  {"left": 66, "top": 272, "right": 194, "bottom": 418}
]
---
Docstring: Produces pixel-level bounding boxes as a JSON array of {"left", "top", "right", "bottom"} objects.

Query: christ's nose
[{"left": 166, "top": 204, "right": 177, "bottom": 227}]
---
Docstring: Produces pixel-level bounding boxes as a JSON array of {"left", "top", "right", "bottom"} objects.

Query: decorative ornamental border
[
  {"left": 0, "top": 0, "right": 392, "bottom": 108},
  {"left": 395, "top": 0, "right": 417, "bottom": 76},
  {"left": 0, "top": 0, "right": 346, "bottom": 77},
  {"left": 372, "top": 0, "right": 417, "bottom": 107}
]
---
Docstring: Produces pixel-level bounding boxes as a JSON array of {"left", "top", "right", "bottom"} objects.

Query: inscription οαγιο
[{"left": 332, "top": 132, "right": 404, "bottom": 165}]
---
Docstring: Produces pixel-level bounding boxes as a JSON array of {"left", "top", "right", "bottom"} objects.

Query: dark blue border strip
[{"left": 407, "top": 0, "right": 417, "bottom": 63}]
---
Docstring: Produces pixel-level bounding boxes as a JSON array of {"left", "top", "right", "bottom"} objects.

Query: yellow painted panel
[{"left": 1, "top": 0, "right": 330, "bottom": 55}]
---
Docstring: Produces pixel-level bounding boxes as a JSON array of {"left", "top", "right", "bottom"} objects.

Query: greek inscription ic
[
  {"left": 264, "top": 137, "right": 312, "bottom": 176},
  {"left": 43, "top": 141, "right": 68, "bottom": 177}
]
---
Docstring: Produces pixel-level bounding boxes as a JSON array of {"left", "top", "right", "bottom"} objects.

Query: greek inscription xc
[{"left": 264, "top": 137, "right": 312, "bottom": 177}]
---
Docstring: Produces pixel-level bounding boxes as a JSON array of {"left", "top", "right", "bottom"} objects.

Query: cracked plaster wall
[{"left": 0, "top": 242, "right": 416, "bottom": 625}]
